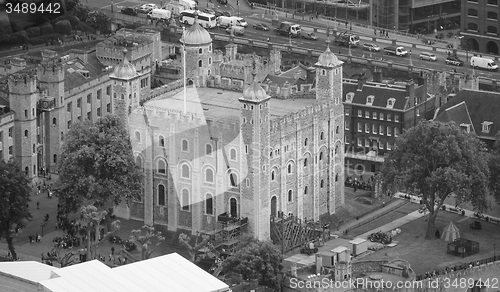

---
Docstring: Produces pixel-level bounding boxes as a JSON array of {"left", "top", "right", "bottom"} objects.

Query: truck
[
  {"left": 275, "top": 21, "right": 301, "bottom": 37},
  {"left": 333, "top": 32, "right": 359, "bottom": 47},
  {"left": 147, "top": 8, "right": 172, "bottom": 21},
  {"left": 384, "top": 46, "right": 408, "bottom": 57},
  {"left": 163, "top": 0, "right": 196, "bottom": 16},
  {"left": 470, "top": 56, "right": 499, "bottom": 71}
]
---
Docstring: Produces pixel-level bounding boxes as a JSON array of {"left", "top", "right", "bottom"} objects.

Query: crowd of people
[{"left": 344, "top": 176, "right": 374, "bottom": 191}]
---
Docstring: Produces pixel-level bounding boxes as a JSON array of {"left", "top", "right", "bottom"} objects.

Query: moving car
[
  {"left": 384, "top": 46, "right": 408, "bottom": 56},
  {"left": 121, "top": 7, "right": 137, "bottom": 16},
  {"left": 445, "top": 56, "right": 464, "bottom": 66},
  {"left": 419, "top": 52, "right": 437, "bottom": 61},
  {"left": 253, "top": 23, "right": 269, "bottom": 31},
  {"left": 302, "top": 32, "right": 317, "bottom": 40},
  {"left": 362, "top": 43, "right": 380, "bottom": 52},
  {"left": 226, "top": 25, "right": 244, "bottom": 36},
  {"left": 136, "top": 3, "right": 158, "bottom": 14}
]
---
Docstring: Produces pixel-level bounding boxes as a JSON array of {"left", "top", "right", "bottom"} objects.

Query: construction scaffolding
[
  {"left": 270, "top": 214, "right": 327, "bottom": 254},
  {"left": 211, "top": 215, "right": 249, "bottom": 253}
]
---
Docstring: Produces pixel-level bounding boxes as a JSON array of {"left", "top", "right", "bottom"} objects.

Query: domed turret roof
[
  {"left": 184, "top": 13, "right": 212, "bottom": 46},
  {"left": 113, "top": 49, "right": 137, "bottom": 79},
  {"left": 316, "top": 40, "right": 342, "bottom": 67},
  {"left": 243, "top": 80, "right": 268, "bottom": 101}
]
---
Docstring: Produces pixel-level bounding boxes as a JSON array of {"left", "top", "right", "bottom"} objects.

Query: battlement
[
  {"left": 41, "top": 49, "right": 58, "bottom": 61},
  {"left": 8, "top": 71, "right": 38, "bottom": 95},
  {"left": 143, "top": 103, "right": 205, "bottom": 125},
  {"left": 38, "top": 62, "right": 65, "bottom": 82},
  {"left": 270, "top": 100, "right": 332, "bottom": 129}
]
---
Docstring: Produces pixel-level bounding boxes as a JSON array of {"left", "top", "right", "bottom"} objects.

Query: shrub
[
  {"left": 54, "top": 20, "right": 72, "bottom": 35},
  {"left": 12, "top": 30, "right": 29, "bottom": 44},
  {"left": 124, "top": 240, "right": 136, "bottom": 252},
  {"left": 26, "top": 27, "right": 41, "bottom": 38},
  {"left": 40, "top": 23, "right": 54, "bottom": 35},
  {"left": 28, "top": 33, "right": 63, "bottom": 46}
]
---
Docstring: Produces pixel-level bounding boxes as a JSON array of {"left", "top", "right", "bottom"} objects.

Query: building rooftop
[
  {"left": 343, "top": 82, "right": 408, "bottom": 111},
  {"left": 435, "top": 89, "right": 500, "bottom": 140},
  {"left": 147, "top": 86, "right": 322, "bottom": 122},
  {"left": 63, "top": 52, "right": 107, "bottom": 92}
]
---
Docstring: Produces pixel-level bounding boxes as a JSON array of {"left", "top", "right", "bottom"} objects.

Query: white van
[
  {"left": 147, "top": 8, "right": 171, "bottom": 20},
  {"left": 226, "top": 25, "right": 244, "bottom": 36},
  {"left": 217, "top": 16, "right": 236, "bottom": 28},
  {"left": 179, "top": 0, "right": 196, "bottom": 10},
  {"left": 470, "top": 56, "right": 499, "bottom": 71},
  {"left": 232, "top": 16, "right": 248, "bottom": 27}
]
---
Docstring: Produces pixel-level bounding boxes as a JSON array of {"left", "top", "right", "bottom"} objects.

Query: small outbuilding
[
  {"left": 349, "top": 238, "right": 368, "bottom": 256},
  {"left": 447, "top": 238, "right": 479, "bottom": 258}
]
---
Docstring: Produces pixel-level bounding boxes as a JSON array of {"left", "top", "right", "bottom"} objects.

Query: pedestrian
[
  {"left": 374, "top": 28, "right": 377, "bottom": 35},
  {"left": 37, "top": 202, "right": 40, "bottom": 209},
  {"left": 35, "top": 233, "right": 39, "bottom": 242},
  {"left": 111, "top": 246, "right": 115, "bottom": 255}
]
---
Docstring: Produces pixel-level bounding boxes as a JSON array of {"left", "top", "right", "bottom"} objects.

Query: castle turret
[
  {"left": 110, "top": 49, "right": 141, "bottom": 125},
  {"left": 37, "top": 62, "right": 65, "bottom": 172},
  {"left": 315, "top": 40, "right": 345, "bottom": 212},
  {"left": 8, "top": 72, "right": 39, "bottom": 178},
  {"left": 239, "top": 64, "right": 271, "bottom": 241},
  {"left": 182, "top": 13, "right": 214, "bottom": 87}
]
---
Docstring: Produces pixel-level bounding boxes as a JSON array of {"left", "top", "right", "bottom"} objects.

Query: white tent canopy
[{"left": 441, "top": 221, "right": 460, "bottom": 242}]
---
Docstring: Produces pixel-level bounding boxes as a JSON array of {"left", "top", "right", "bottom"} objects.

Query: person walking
[{"left": 37, "top": 202, "right": 40, "bottom": 209}]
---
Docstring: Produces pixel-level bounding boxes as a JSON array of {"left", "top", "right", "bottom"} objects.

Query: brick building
[{"left": 460, "top": 0, "right": 500, "bottom": 55}]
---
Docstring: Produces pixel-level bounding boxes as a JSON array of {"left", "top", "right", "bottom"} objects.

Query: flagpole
[{"left": 183, "top": 26, "right": 187, "bottom": 114}]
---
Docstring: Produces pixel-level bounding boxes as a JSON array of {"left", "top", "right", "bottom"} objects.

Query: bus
[{"left": 180, "top": 10, "right": 217, "bottom": 29}]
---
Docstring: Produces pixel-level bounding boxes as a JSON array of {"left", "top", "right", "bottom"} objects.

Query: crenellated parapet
[{"left": 8, "top": 71, "right": 38, "bottom": 95}]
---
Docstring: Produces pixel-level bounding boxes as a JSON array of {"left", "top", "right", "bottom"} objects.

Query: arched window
[
  {"left": 304, "top": 138, "right": 308, "bottom": 146},
  {"left": 336, "top": 126, "right": 339, "bottom": 134},
  {"left": 271, "top": 170, "right": 275, "bottom": 181},
  {"left": 25, "top": 166, "right": 29, "bottom": 175},
  {"left": 304, "top": 186, "right": 308, "bottom": 195},
  {"left": 487, "top": 26, "right": 498, "bottom": 34},
  {"left": 53, "top": 154, "right": 57, "bottom": 164},
  {"left": 135, "top": 156, "right": 143, "bottom": 169},
  {"left": 205, "top": 143, "right": 213, "bottom": 155},
  {"left": 181, "top": 189, "right": 190, "bottom": 211},
  {"left": 487, "top": 11, "right": 498, "bottom": 20},
  {"left": 287, "top": 163, "right": 293, "bottom": 174},
  {"left": 157, "top": 159, "right": 166, "bottom": 174},
  {"left": 181, "top": 164, "right": 190, "bottom": 178},
  {"left": 135, "top": 131, "right": 141, "bottom": 142},
  {"left": 229, "top": 172, "right": 238, "bottom": 187},
  {"left": 24, "top": 130, "right": 28, "bottom": 137},
  {"left": 158, "top": 184, "right": 166, "bottom": 206},
  {"left": 199, "top": 48, "right": 203, "bottom": 54},
  {"left": 468, "top": 9, "right": 478, "bottom": 17},
  {"left": 208, "top": 58, "right": 212, "bottom": 65},
  {"left": 335, "top": 174, "right": 339, "bottom": 181},
  {"left": 304, "top": 158, "right": 308, "bottom": 167},
  {"left": 158, "top": 135, "right": 165, "bottom": 147},
  {"left": 335, "top": 145, "right": 339, "bottom": 155},
  {"left": 198, "top": 60, "right": 203, "bottom": 67},
  {"left": 288, "top": 190, "right": 293, "bottom": 202},
  {"left": 320, "top": 179, "right": 324, "bottom": 188},
  {"left": 319, "top": 152, "right": 323, "bottom": 161},
  {"left": 205, "top": 193, "right": 213, "bottom": 215},
  {"left": 121, "top": 94, "right": 124, "bottom": 100},
  {"left": 205, "top": 168, "right": 214, "bottom": 182},
  {"left": 182, "top": 139, "right": 188, "bottom": 151},
  {"left": 320, "top": 132, "right": 324, "bottom": 140},
  {"left": 467, "top": 23, "right": 478, "bottom": 31},
  {"left": 230, "top": 148, "right": 237, "bottom": 160},
  {"left": 52, "top": 117, "right": 57, "bottom": 125}
]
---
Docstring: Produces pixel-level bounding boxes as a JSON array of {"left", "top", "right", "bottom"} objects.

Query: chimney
[
  {"left": 406, "top": 79, "right": 416, "bottom": 105},
  {"left": 306, "top": 67, "right": 315, "bottom": 84},
  {"left": 372, "top": 67, "right": 382, "bottom": 83},
  {"left": 357, "top": 72, "right": 367, "bottom": 91}
]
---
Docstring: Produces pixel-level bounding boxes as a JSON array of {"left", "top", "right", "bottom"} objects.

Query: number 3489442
[{"left": 6, "top": 2, "right": 61, "bottom": 14}]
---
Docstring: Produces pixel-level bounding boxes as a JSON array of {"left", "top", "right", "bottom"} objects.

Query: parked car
[
  {"left": 136, "top": 3, "right": 157, "bottom": 14},
  {"left": 362, "top": 43, "right": 380, "bottom": 52},
  {"left": 445, "top": 56, "right": 464, "bottom": 66},
  {"left": 419, "top": 52, "right": 437, "bottom": 61},
  {"left": 302, "top": 32, "right": 317, "bottom": 40},
  {"left": 253, "top": 23, "right": 269, "bottom": 31},
  {"left": 217, "top": 0, "right": 227, "bottom": 4},
  {"left": 213, "top": 9, "right": 224, "bottom": 17},
  {"left": 221, "top": 11, "right": 230, "bottom": 17},
  {"left": 121, "top": 7, "right": 137, "bottom": 16}
]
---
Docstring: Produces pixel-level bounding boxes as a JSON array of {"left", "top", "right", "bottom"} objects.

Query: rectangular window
[
  {"left": 372, "top": 112, "right": 377, "bottom": 119},
  {"left": 67, "top": 102, "right": 72, "bottom": 112},
  {"left": 97, "top": 89, "right": 101, "bottom": 100},
  {"left": 365, "top": 123, "right": 369, "bottom": 133},
  {"left": 387, "top": 142, "right": 392, "bottom": 150},
  {"left": 379, "top": 113, "right": 384, "bottom": 120},
  {"left": 345, "top": 136, "right": 349, "bottom": 144},
  {"left": 0, "top": 131, "right": 2, "bottom": 142},
  {"left": 77, "top": 98, "right": 81, "bottom": 108},
  {"left": 357, "top": 137, "right": 362, "bottom": 146},
  {"left": 395, "top": 114, "right": 400, "bottom": 122},
  {"left": 387, "top": 113, "right": 392, "bottom": 121},
  {"left": 87, "top": 94, "right": 91, "bottom": 104},
  {"left": 372, "top": 124, "right": 377, "bottom": 134},
  {"left": 97, "top": 107, "right": 101, "bottom": 116},
  {"left": 9, "top": 146, "right": 13, "bottom": 155},
  {"left": 379, "top": 142, "right": 384, "bottom": 150},
  {"left": 344, "top": 109, "right": 350, "bottom": 116},
  {"left": 365, "top": 111, "right": 370, "bottom": 118},
  {"left": 357, "top": 109, "right": 362, "bottom": 117},
  {"left": 379, "top": 125, "right": 384, "bottom": 135},
  {"left": 67, "top": 120, "right": 72, "bottom": 129},
  {"left": 106, "top": 85, "right": 111, "bottom": 95},
  {"left": 107, "top": 103, "right": 111, "bottom": 113},
  {"left": 87, "top": 112, "right": 91, "bottom": 120},
  {"left": 9, "top": 127, "right": 13, "bottom": 137},
  {"left": 357, "top": 122, "right": 362, "bottom": 132},
  {"left": 394, "top": 127, "right": 399, "bottom": 137},
  {"left": 365, "top": 139, "right": 369, "bottom": 147},
  {"left": 345, "top": 121, "right": 349, "bottom": 130},
  {"left": 387, "top": 126, "right": 392, "bottom": 136}
]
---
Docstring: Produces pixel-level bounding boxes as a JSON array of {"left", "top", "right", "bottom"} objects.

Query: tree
[
  {"left": 130, "top": 225, "right": 165, "bottom": 260},
  {"left": 80, "top": 205, "right": 120, "bottom": 261},
  {"left": 54, "top": 20, "right": 72, "bottom": 35},
  {"left": 0, "top": 160, "right": 32, "bottom": 260},
  {"left": 489, "top": 133, "right": 500, "bottom": 204},
  {"left": 86, "top": 11, "right": 111, "bottom": 34},
  {"left": 221, "top": 239, "right": 284, "bottom": 290},
  {"left": 381, "top": 121, "right": 490, "bottom": 239},
  {"left": 178, "top": 232, "right": 210, "bottom": 262},
  {"left": 55, "top": 115, "right": 143, "bottom": 213}
]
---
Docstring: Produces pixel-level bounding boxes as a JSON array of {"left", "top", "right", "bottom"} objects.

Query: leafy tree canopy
[
  {"left": 489, "top": 133, "right": 500, "bottom": 204},
  {"left": 381, "top": 121, "right": 490, "bottom": 239},
  {"left": 222, "top": 238, "right": 284, "bottom": 290},
  {"left": 0, "top": 160, "right": 32, "bottom": 260},
  {"left": 130, "top": 225, "right": 165, "bottom": 260},
  {"left": 56, "top": 115, "right": 143, "bottom": 213}
]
